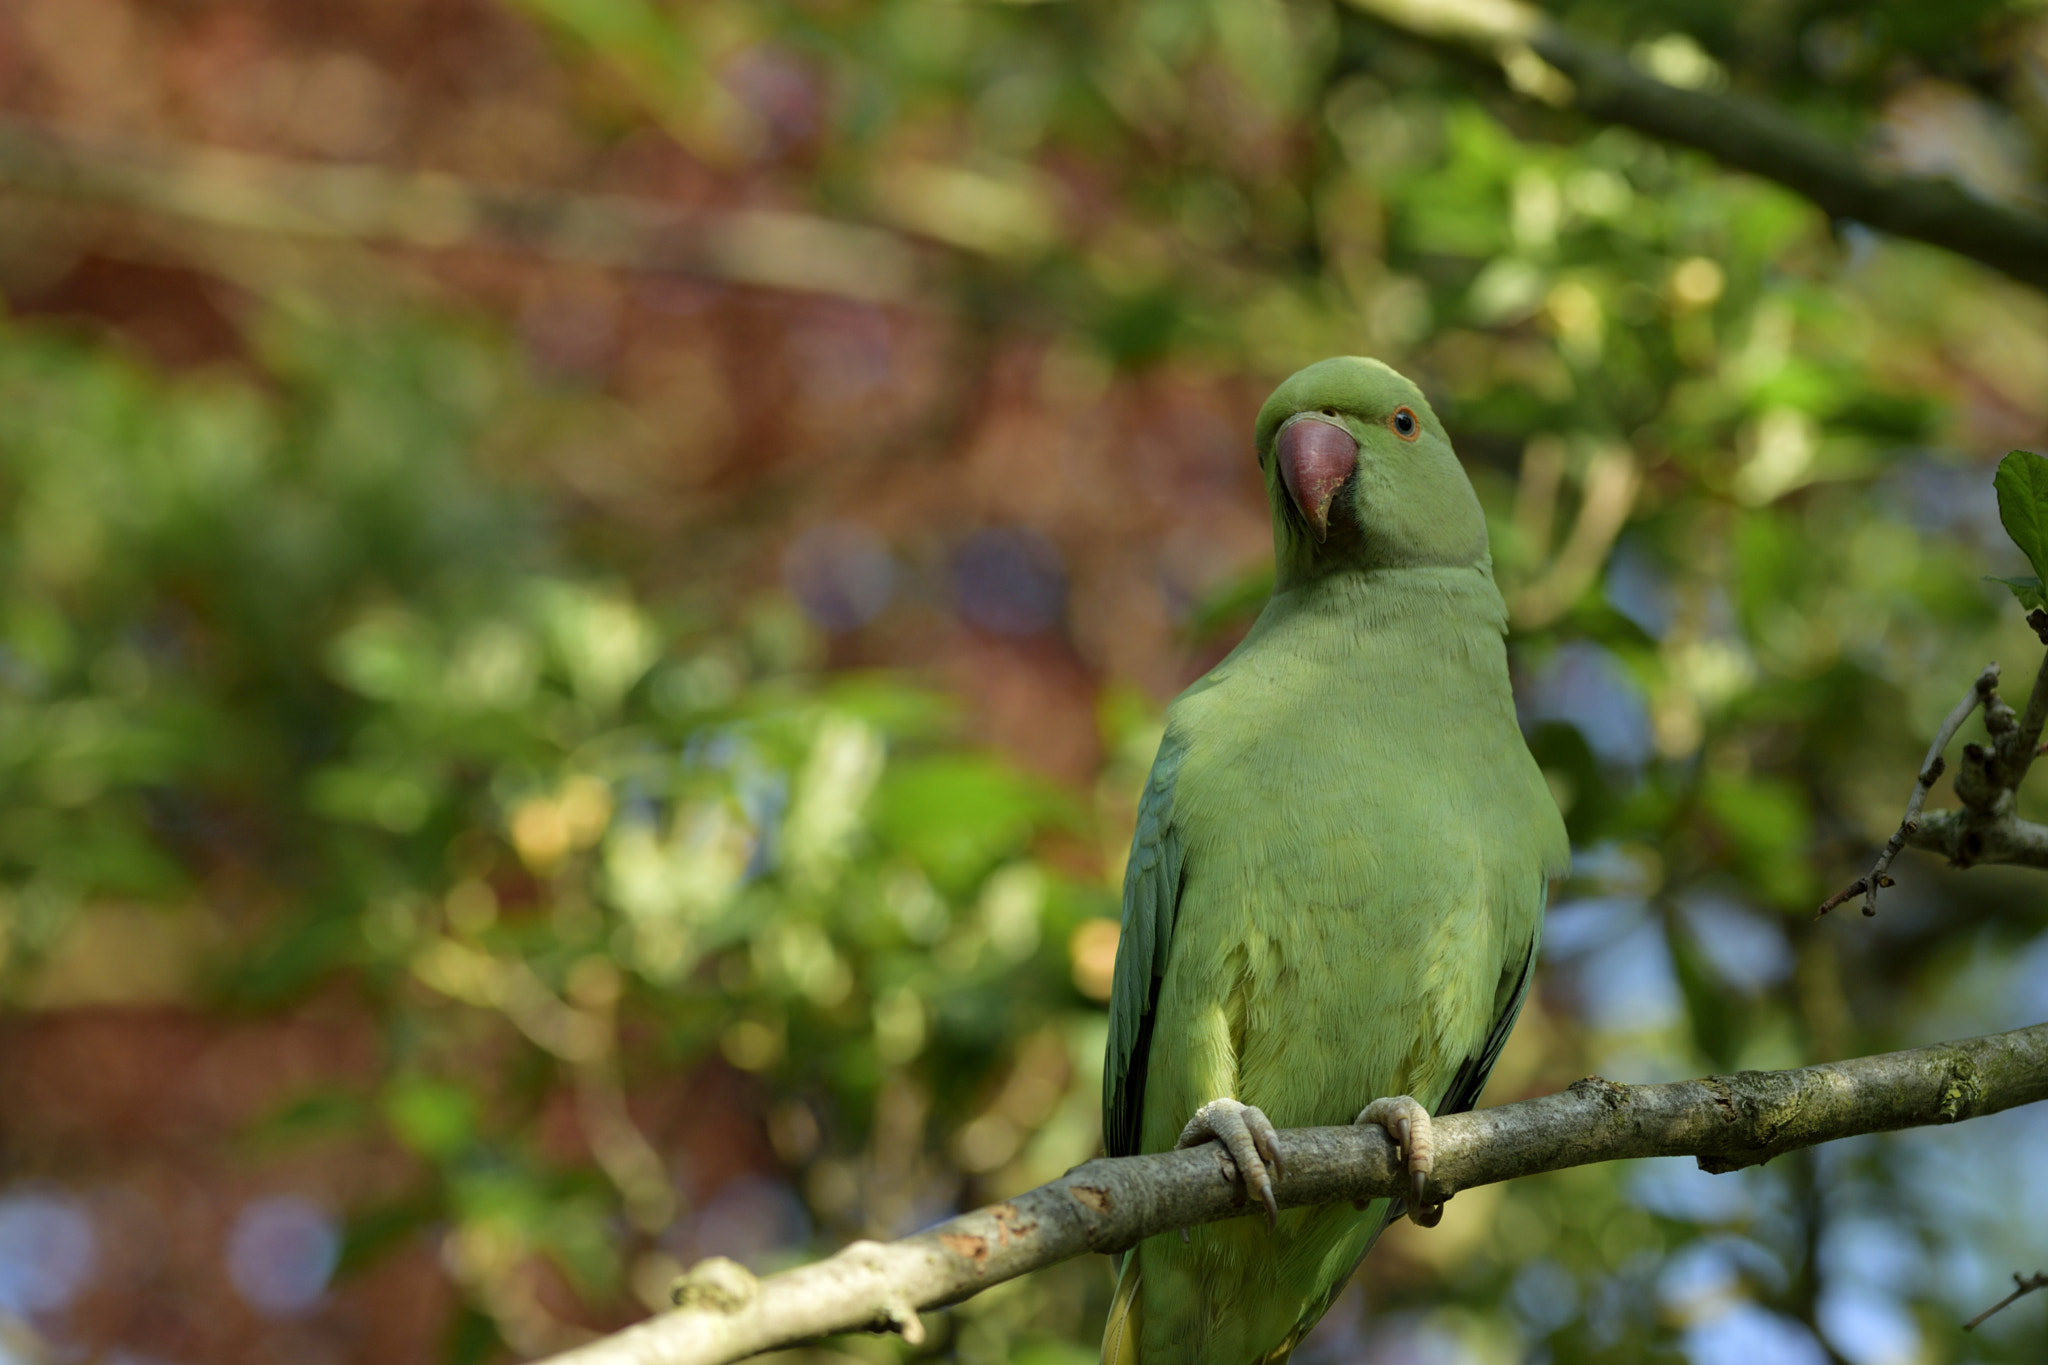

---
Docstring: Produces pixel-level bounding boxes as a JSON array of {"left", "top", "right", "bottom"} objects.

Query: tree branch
[
  {"left": 533, "top": 1022, "right": 2048, "bottom": 1365},
  {"left": 1342, "top": 0, "right": 2048, "bottom": 296},
  {"left": 0, "top": 115, "right": 930, "bottom": 304}
]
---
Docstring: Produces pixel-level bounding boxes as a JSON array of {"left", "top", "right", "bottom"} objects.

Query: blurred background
[{"left": 0, "top": 1, "right": 2046, "bottom": 1362}]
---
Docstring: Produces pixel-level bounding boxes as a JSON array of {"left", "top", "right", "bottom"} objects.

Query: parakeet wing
[
  {"left": 1103, "top": 732, "right": 1188, "bottom": 1160},
  {"left": 1435, "top": 902, "right": 1543, "bottom": 1120}
]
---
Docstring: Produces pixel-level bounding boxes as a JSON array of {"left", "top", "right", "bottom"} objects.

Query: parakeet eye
[{"left": 1390, "top": 407, "right": 1419, "bottom": 440}]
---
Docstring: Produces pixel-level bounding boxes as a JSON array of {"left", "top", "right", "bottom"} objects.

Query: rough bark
[
  {"left": 1343, "top": 0, "right": 2048, "bottom": 297},
  {"left": 534, "top": 1021, "right": 2048, "bottom": 1365}
]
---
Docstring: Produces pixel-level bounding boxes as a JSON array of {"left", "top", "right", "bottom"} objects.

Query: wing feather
[
  {"left": 1434, "top": 887, "right": 1545, "bottom": 1120},
  {"left": 1102, "top": 733, "right": 1187, "bottom": 1160}
]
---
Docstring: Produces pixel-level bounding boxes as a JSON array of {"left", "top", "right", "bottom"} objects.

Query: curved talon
[
  {"left": 1356, "top": 1095, "right": 1441, "bottom": 1226},
  {"left": 1177, "top": 1097, "right": 1283, "bottom": 1228}
]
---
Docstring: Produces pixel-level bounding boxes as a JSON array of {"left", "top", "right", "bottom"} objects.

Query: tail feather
[{"left": 1101, "top": 1255, "right": 1141, "bottom": 1365}]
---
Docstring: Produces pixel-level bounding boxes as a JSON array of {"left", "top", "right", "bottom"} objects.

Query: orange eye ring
[{"left": 1389, "top": 407, "right": 1420, "bottom": 441}]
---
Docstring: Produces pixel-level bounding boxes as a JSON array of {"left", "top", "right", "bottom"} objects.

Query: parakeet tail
[{"left": 1101, "top": 1254, "right": 1142, "bottom": 1365}]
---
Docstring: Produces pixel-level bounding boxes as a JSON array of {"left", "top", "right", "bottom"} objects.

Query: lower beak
[{"left": 1277, "top": 416, "right": 1359, "bottom": 542}]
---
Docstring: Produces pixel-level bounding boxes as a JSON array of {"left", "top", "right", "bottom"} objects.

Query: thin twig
[
  {"left": 532, "top": 1021, "right": 2048, "bottom": 1365},
  {"left": 1821, "top": 664, "right": 1999, "bottom": 916},
  {"left": 1964, "top": 1270, "right": 2048, "bottom": 1331}
]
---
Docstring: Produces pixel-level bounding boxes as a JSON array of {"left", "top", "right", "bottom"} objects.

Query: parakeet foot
[
  {"left": 1356, "top": 1095, "right": 1442, "bottom": 1227},
  {"left": 1176, "top": 1097, "right": 1283, "bottom": 1227}
]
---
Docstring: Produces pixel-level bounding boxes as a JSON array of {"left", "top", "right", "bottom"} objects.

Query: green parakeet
[{"left": 1099, "top": 357, "right": 1569, "bottom": 1364}]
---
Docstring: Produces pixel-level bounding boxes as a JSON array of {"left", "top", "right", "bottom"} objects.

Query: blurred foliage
[
  {"left": 0, "top": 304, "right": 1121, "bottom": 1358},
  {"left": 1, "top": 0, "right": 2048, "bottom": 1362}
]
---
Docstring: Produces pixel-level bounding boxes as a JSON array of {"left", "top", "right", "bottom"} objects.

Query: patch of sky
[
  {"left": 1542, "top": 893, "right": 1645, "bottom": 959},
  {"left": 1545, "top": 898, "right": 1682, "bottom": 1032},
  {"left": 1675, "top": 890, "right": 1792, "bottom": 993},
  {"left": 1658, "top": 1234, "right": 1788, "bottom": 1307},
  {"left": 1508, "top": 1257, "right": 1580, "bottom": 1336},
  {"left": 0, "top": 1188, "right": 95, "bottom": 1317},
  {"left": 1604, "top": 538, "right": 1671, "bottom": 637},
  {"left": 1817, "top": 1282, "right": 1922, "bottom": 1365},
  {"left": 1891, "top": 1102, "right": 2048, "bottom": 1317},
  {"left": 1884, "top": 458, "right": 2007, "bottom": 559},
  {"left": 1569, "top": 841, "right": 1651, "bottom": 887},
  {"left": 2003, "top": 925, "right": 2048, "bottom": 1023},
  {"left": 1913, "top": 917, "right": 2048, "bottom": 1042},
  {"left": 225, "top": 1194, "right": 338, "bottom": 1318},
  {"left": 1585, "top": 1253, "right": 1662, "bottom": 1351},
  {"left": 1657, "top": 1238, "right": 1742, "bottom": 1317},
  {"left": 1681, "top": 1302, "right": 1831, "bottom": 1365},
  {"left": 1629, "top": 1158, "right": 1758, "bottom": 1225},
  {"left": 1819, "top": 1214, "right": 1923, "bottom": 1296},
  {"left": 1517, "top": 641, "right": 1655, "bottom": 770}
]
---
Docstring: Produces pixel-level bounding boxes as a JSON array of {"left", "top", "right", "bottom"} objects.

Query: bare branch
[
  {"left": 1822, "top": 664, "right": 1998, "bottom": 916},
  {"left": 1903, "top": 807, "right": 2048, "bottom": 871},
  {"left": 1341, "top": 0, "right": 2048, "bottom": 296},
  {"left": 1964, "top": 1270, "right": 2048, "bottom": 1331},
  {"left": 533, "top": 1022, "right": 2048, "bottom": 1365}
]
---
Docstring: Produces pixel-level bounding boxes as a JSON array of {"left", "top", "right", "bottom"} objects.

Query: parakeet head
[{"left": 1253, "top": 357, "right": 1488, "bottom": 582}]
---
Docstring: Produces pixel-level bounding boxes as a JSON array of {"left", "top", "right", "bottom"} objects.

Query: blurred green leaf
[
  {"left": 247, "top": 1090, "right": 375, "bottom": 1151},
  {"left": 871, "top": 756, "right": 1072, "bottom": 892},
  {"left": 1700, "top": 771, "right": 1813, "bottom": 909},
  {"left": 386, "top": 1077, "right": 481, "bottom": 1158},
  {"left": 1181, "top": 566, "right": 1274, "bottom": 645}
]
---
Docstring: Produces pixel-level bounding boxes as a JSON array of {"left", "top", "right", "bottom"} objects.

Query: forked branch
[{"left": 1822, "top": 612, "right": 2048, "bottom": 914}]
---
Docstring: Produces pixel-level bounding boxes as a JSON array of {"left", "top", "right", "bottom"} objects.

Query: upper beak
[{"left": 1276, "top": 415, "right": 1359, "bottom": 542}]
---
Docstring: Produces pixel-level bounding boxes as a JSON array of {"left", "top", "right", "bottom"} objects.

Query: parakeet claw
[
  {"left": 1176, "top": 1097, "right": 1283, "bottom": 1227},
  {"left": 1356, "top": 1095, "right": 1443, "bottom": 1226}
]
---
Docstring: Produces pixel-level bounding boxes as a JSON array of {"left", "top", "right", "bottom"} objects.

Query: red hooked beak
[{"left": 1277, "top": 415, "right": 1359, "bottom": 543}]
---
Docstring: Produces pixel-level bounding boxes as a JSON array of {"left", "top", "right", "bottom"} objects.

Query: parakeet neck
[{"left": 1255, "top": 561, "right": 1510, "bottom": 652}]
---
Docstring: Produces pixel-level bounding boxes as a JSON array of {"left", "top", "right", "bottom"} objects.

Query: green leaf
[
  {"left": 385, "top": 1077, "right": 479, "bottom": 1158},
  {"left": 1992, "top": 450, "right": 2048, "bottom": 583},
  {"left": 870, "top": 756, "right": 1073, "bottom": 893},
  {"left": 1984, "top": 575, "right": 2047, "bottom": 612}
]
